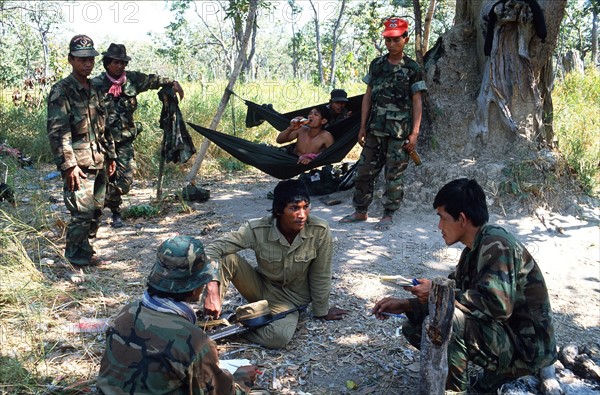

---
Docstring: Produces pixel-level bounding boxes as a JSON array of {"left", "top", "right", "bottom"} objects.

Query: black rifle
[{"left": 207, "top": 305, "right": 307, "bottom": 341}]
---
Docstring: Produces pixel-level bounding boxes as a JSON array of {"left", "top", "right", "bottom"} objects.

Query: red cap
[{"left": 382, "top": 18, "right": 409, "bottom": 37}]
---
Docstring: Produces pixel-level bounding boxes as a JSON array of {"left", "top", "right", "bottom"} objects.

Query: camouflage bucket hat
[
  {"left": 69, "top": 34, "right": 100, "bottom": 57},
  {"left": 147, "top": 236, "right": 213, "bottom": 293}
]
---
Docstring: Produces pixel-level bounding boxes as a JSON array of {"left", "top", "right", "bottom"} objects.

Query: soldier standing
[
  {"left": 339, "top": 17, "right": 427, "bottom": 230},
  {"left": 47, "top": 35, "right": 116, "bottom": 266},
  {"left": 92, "top": 43, "right": 184, "bottom": 228}
]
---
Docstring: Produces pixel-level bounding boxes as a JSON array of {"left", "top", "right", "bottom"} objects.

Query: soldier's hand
[
  {"left": 173, "top": 80, "right": 184, "bottom": 100},
  {"left": 107, "top": 160, "right": 116, "bottom": 177},
  {"left": 65, "top": 165, "right": 87, "bottom": 192},
  {"left": 203, "top": 281, "right": 222, "bottom": 318},
  {"left": 358, "top": 128, "right": 367, "bottom": 146},
  {"left": 371, "top": 297, "right": 409, "bottom": 320},
  {"left": 407, "top": 278, "right": 431, "bottom": 304},
  {"left": 233, "top": 365, "right": 257, "bottom": 386}
]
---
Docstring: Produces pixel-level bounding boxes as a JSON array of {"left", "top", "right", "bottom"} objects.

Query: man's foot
[
  {"left": 374, "top": 215, "right": 393, "bottom": 230},
  {"left": 88, "top": 255, "right": 111, "bottom": 266},
  {"left": 67, "top": 269, "right": 86, "bottom": 284},
  {"left": 111, "top": 212, "right": 124, "bottom": 228},
  {"left": 339, "top": 212, "right": 368, "bottom": 223}
]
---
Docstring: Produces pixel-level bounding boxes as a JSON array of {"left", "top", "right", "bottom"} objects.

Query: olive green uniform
[
  {"left": 47, "top": 74, "right": 116, "bottom": 265},
  {"left": 205, "top": 215, "right": 333, "bottom": 348},
  {"left": 353, "top": 54, "right": 426, "bottom": 215},
  {"left": 402, "top": 225, "right": 557, "bottom": 392}
]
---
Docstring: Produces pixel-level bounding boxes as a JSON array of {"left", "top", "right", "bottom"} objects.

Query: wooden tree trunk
[
  {"left": 423, "top": 0, "right": 566, "bottom": 160},
  {"left": 328, "top": 0, "right": 347, "bottom": 87},
  {"left": 309, "top": 0, "right": 324, "bottom": 85},
  {"left": 592, "top": 10, "right": 598, "bottom": 68},
  {"left": 423, "top": 0, "right": 437, "bottom": 53},
  {"left": 419, "top": 278, "right": 455, "bottom": 395},
  {"left": 413, "top": 0, "right": 425, "bottom": 65},
  {"left": 185, "top": 0, "right": 258, "bottom": 185}
]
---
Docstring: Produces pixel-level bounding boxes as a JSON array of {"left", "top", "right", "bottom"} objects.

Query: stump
[{"left": 419, "top": 278, "right": 455, "bottom": 395}]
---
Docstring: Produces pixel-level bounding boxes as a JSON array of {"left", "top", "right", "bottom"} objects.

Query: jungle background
[{"left": 0, "top": 1, "right": 599, "bottom": 394}]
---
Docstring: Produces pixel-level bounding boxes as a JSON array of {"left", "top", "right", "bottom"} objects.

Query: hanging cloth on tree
[
  {"left": 158, "top": 86, "right": 196, "bottom": 164},
  {"left": 187, "top": 93, "right": 363, "bottom": 180}
]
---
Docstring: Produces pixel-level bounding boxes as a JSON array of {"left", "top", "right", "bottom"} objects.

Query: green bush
[{"left": 553, "top": 69, "right": 600, "bottom": 196}]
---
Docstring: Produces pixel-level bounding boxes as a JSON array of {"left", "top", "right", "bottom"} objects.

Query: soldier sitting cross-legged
[{"left": 97, "top": 236, "right": 269, "bottom": 395}]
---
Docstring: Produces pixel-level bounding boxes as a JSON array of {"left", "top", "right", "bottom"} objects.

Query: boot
[{"left": 111, "top": 211, "right": 124, "bottom": 228}]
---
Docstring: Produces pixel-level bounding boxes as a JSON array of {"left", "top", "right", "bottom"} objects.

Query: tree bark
[
  {"left": 185, "top": 0, "right": 259, "bottom": 185},
  {"left": 413, "top": 0, "right": 425, "bottom": 65},
  {"left": 423, "top": 0, "right": 566, "bottom": 159},
  {"left": 592, "top": 8, "right": 598, "bottom": 67},
  {"left": 423, "top": 0, "right": 437, "bottom": 53},
  {"left": 328, "top": 0, "right": 347, "bottom": 87},
  {"left": 309, "top": 0, "right": 325, "bottom": 85},
  {"left": 419, "top": 278, "right": 455, "bottom": 395}
]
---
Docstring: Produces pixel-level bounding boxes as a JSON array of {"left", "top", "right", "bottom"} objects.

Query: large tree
[{"left": 423, "top": 0, "right": 567, "bottom": 160}]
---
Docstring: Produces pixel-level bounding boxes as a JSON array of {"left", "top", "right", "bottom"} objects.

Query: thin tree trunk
[
  {"left": 592, "top": 9, "right": 598, "bottom": 68},
  {"left": 413, "top": 0, "right": 424, "bottom": 65},
  {"left": 329, "top": 0, "right": 347, "bottom": 87},
  {"left": 185, "top": 0, "right": 259, "bottom": 185},
  {"left": 423, "top": 0, "right": 437, "bottom": 53},
  {"left": 309, "top": 0, "right": 324, "bottom": 85},
  {"left": 243, "top": 18, "right": 258, "bottom": 79}
]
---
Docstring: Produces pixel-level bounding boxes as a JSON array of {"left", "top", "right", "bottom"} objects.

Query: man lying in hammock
[{"left": 275, "top": 105, "right": 334, "bottom": 165}]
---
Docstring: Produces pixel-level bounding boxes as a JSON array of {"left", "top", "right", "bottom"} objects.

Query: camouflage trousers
[
  {"left": 63, "top": 169, "right": 107, "bottom": 266},
  {"left": 352, "top": 133, "right": 409, "bottom": 214},
  {"left": 105, "top": 140, "right": 136, "bottom": 213},
  {"left": 403, "top": 307, "right": 538, "bottom": 392},
  {"left": 218, "top": 253, "right": 301, "bottom": 349}
]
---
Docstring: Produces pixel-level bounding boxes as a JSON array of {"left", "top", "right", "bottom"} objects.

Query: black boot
[{"left": 111, "top": 211, "right": 124, "bottom": 228}]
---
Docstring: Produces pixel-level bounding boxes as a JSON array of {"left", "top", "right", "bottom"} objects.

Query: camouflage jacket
[
  {"left": 363, "top": 54, "right": 426, "bottom": 139},
  {"left": 97, "top": 302, "right": 248, "bottom": 395},
  {"left": 205, "top": 215, "right": 333, "bottom": 317},
  {"left": 92, "top": 71, "right": 174, "bottom": 143},
  {"left": 450, "top": 224, "right": 558, "bottom": 368},
  {"left": 47, "top": 74, "right": 116, "bottom": 171}
]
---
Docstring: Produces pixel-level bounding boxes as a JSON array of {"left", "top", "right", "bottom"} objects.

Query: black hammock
[{"left": 187, "top": 93, "right": 363, "bottom": 180}]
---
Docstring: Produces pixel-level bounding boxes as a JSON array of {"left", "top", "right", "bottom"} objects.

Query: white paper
[{"left": 219, "top": 358, "right": 251, "bottom": 374}]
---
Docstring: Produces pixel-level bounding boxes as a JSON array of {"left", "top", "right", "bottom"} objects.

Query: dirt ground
[{"left": 10, "top": 164, "right": 600, "bottom": 394}]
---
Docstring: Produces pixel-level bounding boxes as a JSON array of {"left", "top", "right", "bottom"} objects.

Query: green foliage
[
  {"left": 553, "top": 69, "right": 600, "bottom": 196},
  {"left": 558, "top": 0, "right": 597, "bottom": 65},
  {"left": 0, "top": 209, "right": 66, "bottom": 393},
  {"left": 124, "top": 204, "right": 160, "bottom": 219},
  {"left": 0, "top": 96, "right": 51, "bottom": 163}
]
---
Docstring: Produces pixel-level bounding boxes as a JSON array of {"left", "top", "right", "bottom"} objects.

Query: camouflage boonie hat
[
  {"left": 69, "top": 34, "right": 99, "bottom": 57},
  {"left": 147, "top": 236, "right": 212, "bottom": 293}
]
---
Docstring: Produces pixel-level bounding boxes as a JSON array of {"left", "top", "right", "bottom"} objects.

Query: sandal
[
  {"left": 339, "top": 213, "right": 367, "bottom": 223},
  {"left": 374, "top": 215, "right": 393, "bottom": 230}
]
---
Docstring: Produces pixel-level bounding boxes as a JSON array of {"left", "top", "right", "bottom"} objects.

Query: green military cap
[
  {"left": 69, "top": 34, "right": 100, "bottom": 57},
  {"left": 147, "top": 236, "right": 213, "bottom": 293}
]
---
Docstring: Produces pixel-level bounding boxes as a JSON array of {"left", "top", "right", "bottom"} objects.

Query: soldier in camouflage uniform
[
  {"left": 97, "top": 236, "right": 260, "bottom": 394},
  {"left": 92, "top": 43, "right": 184, "bottom": 228},
  {"left": 47, "top": 35, "right": 117, "bottom": 266},
  {"left": 340, "top": 18, "right": 426, "bottom": 230},
  {"left": 372, "top": 179, "right": 557, "bottom": 393}
]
